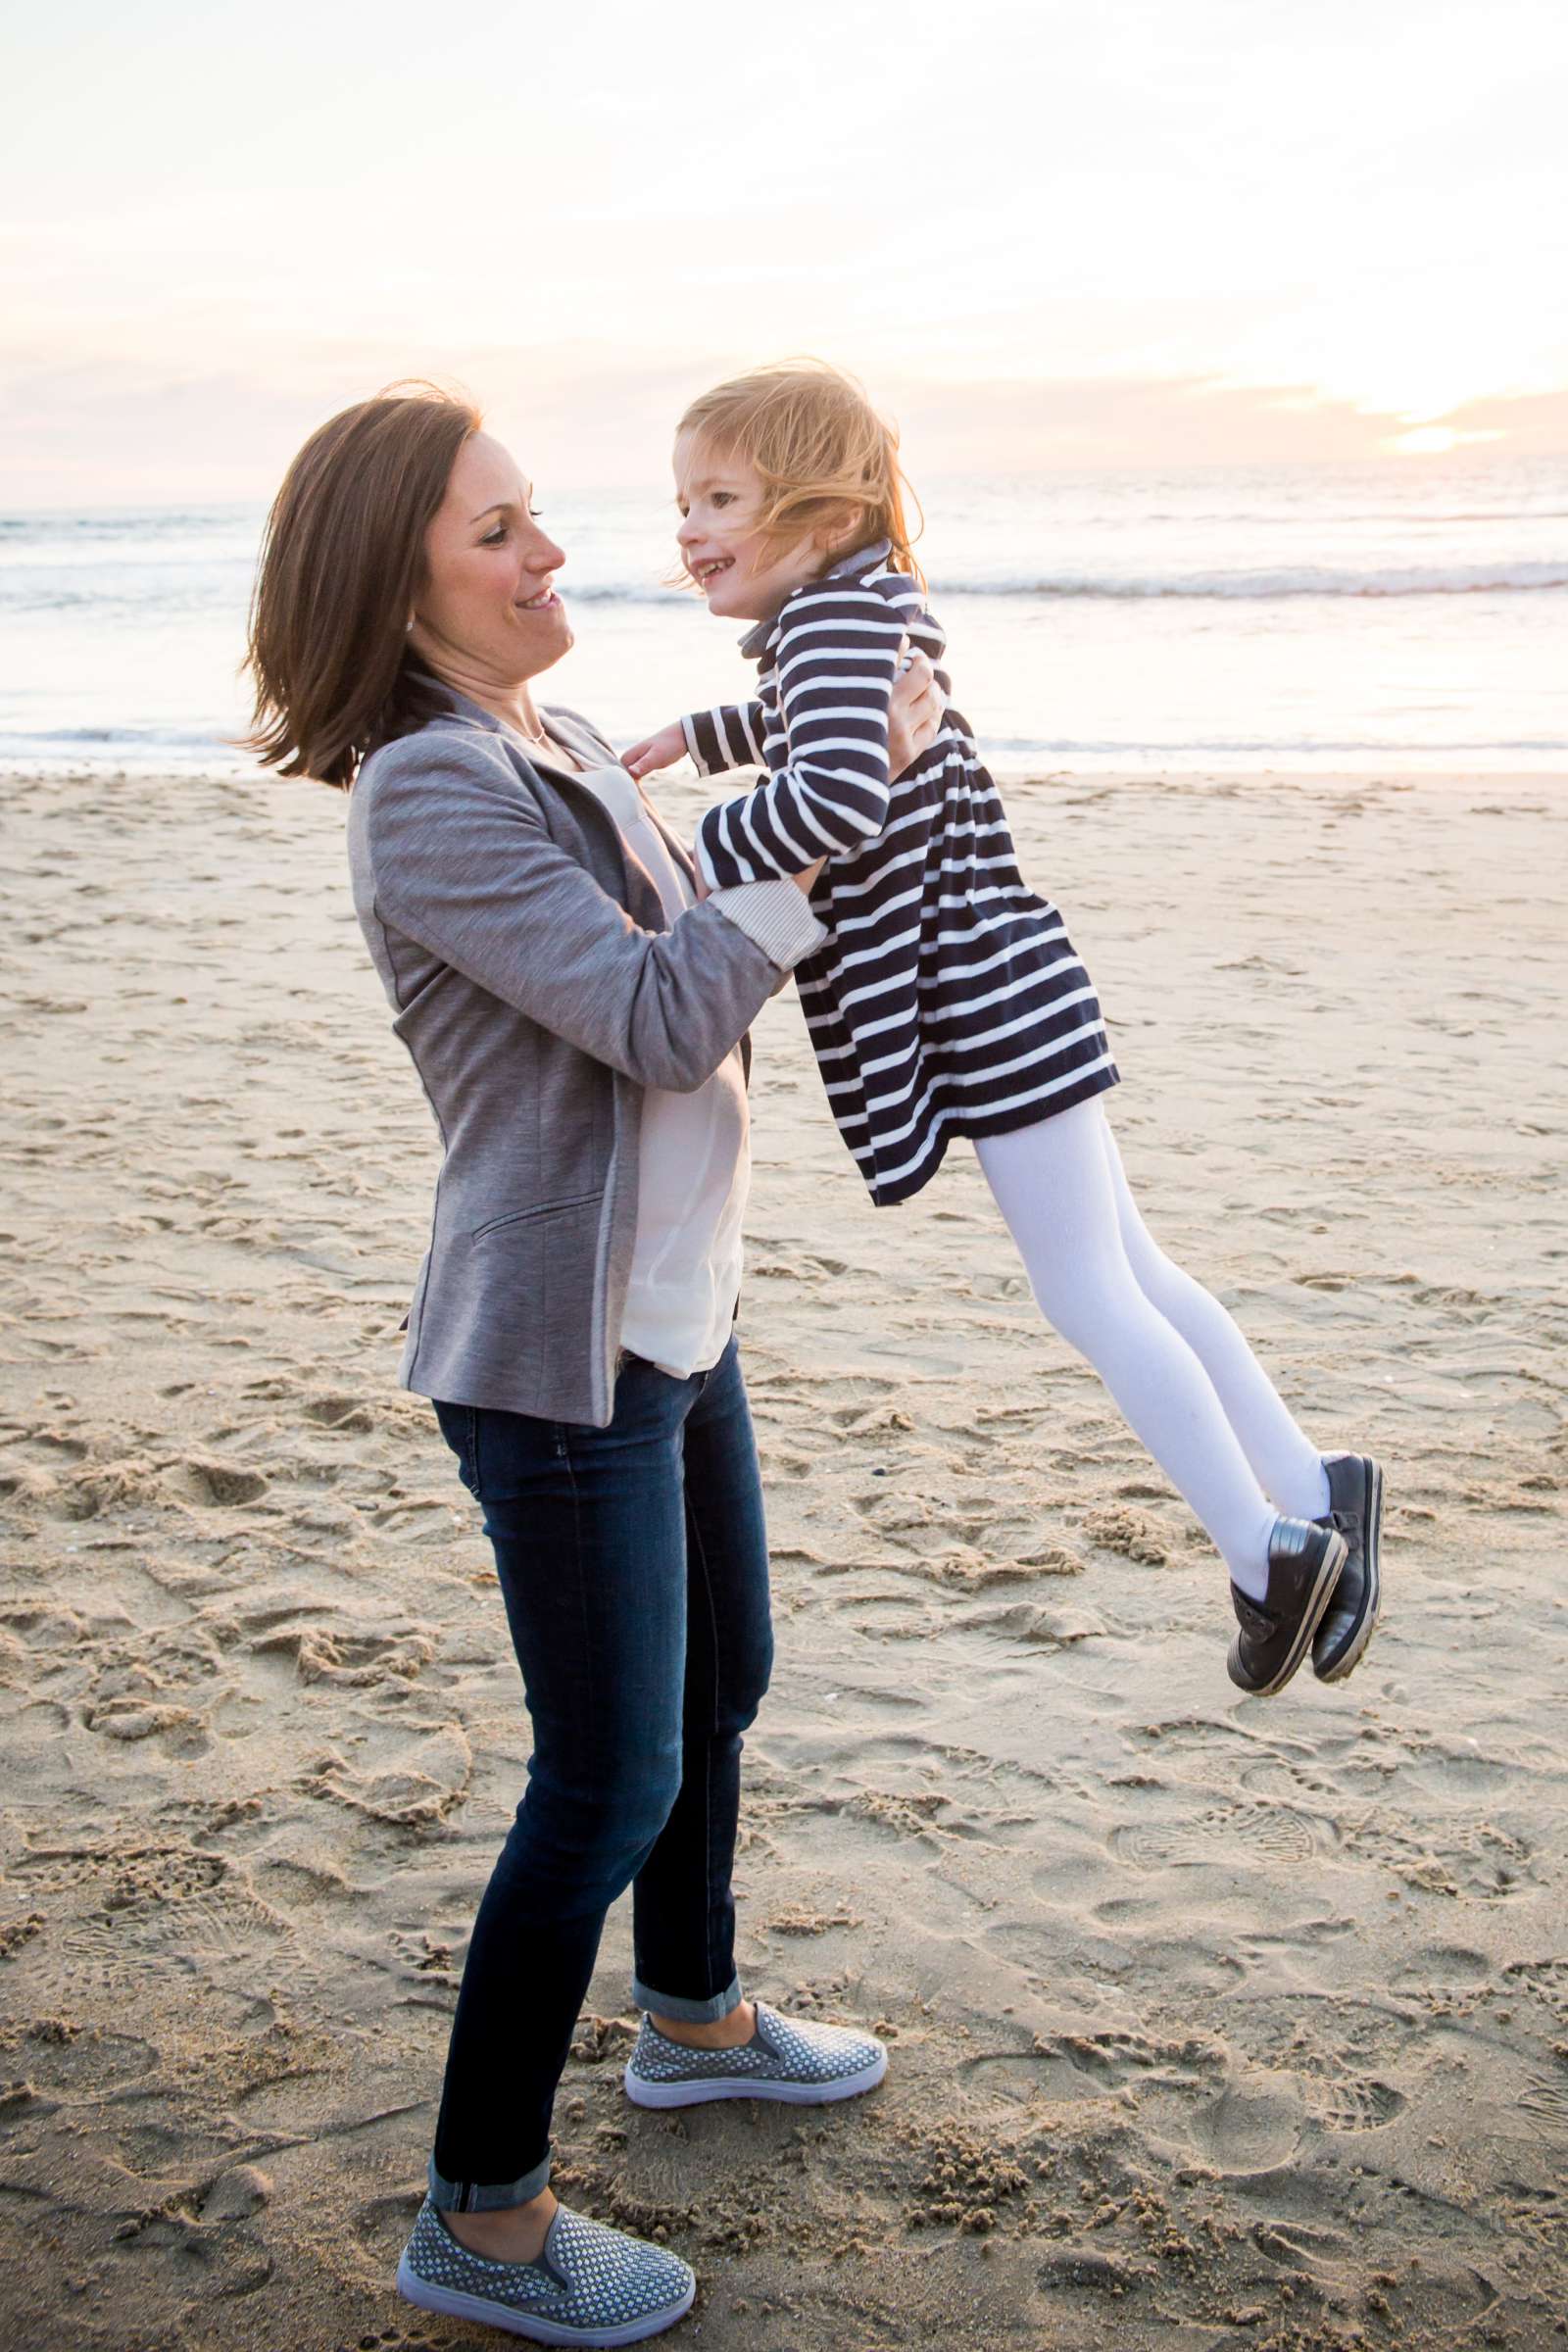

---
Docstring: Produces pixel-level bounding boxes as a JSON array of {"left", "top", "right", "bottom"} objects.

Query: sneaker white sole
[
  {"left": 623, "top": 2043, "right": 887, "bottom": 2110},
  {"left": 1316, "top": 1459, "right": 1384, "bottom": 1683},
  {"left": 396, "top": 2253, "right": 695, "bottom": 2346},
  {"left": 1234, "top": 1528, "right": 1348, "bottom": 1696}
]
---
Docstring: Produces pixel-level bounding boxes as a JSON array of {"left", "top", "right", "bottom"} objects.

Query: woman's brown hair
[{"left": 244, "top": 382, "right": 482, "bottom": 789}]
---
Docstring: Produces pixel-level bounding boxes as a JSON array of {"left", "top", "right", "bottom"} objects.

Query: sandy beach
[{"left": 2, "top": 759, "right": 1565, "bottom": 2351}]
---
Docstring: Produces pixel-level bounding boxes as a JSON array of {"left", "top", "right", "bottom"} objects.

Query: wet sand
[{"left": 2, "top": 761, "right": 1565, "bottom": 2350}]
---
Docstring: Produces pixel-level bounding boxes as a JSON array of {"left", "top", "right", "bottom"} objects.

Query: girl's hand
[
  {"left": 888, "top": 646, "right": 943, "bottom": 777},
  {"left": 623, "top": 722, "right": 687, "bottom": 780}
]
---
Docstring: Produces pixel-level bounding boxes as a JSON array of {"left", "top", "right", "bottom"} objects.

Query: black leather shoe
[
  {"left": 1227, "top": 1517, "right": 1348, "bottom": 1695},
  {"left": 1311, "top": 1452, "right": 1384, "bottom": 1682}
]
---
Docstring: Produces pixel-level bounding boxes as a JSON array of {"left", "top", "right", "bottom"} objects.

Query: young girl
[{"left": 624, "top": 361, "right": 1382, "bottom": 1698}]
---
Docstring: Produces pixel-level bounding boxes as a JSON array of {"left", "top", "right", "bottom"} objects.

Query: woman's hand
[
  {"left": 622, "top": 722, "right": 687, "bottom": 780},
  {"left": 888, "top": 645, "right": 943, "bottom": 777}
]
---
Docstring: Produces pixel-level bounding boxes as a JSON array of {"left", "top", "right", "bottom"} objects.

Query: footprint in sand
[
  {"left": 1500, "top": 1958, "right": 1568, "bottom": 2020},
  {"left": 1187, "top": 2078, "right": 1304, "bottom": 2174},
  {"left": 1391, "top": 1941, "right": 1494, "bottom": 1992},
  {"left": 1109, "top": 1802, "right": 1331, "bottom": 1871},
  {"left": 1250, "top": 2217, "right": 1353, "bottom": 2273},
  {"left": 972, "top": 2027, "right": 1218, "bottom": 2113},
  {"left": 0, "top": 1426, "right": 88, "bottom": 1466},
  {"left": 300, "top": 1722, "right": 472, "bottom": 1829},
  {"left": 1406, "top": 1746, "right": 1544, "bottom": 1799},
  {"left": 107, "top": 2203, "right": 275, "bottom": 2305},
  {"left": 284, "top": 1486, "right": 364, "bottom": 1536},
  {"left": 368, "top": 1493, "right": 460, "bottom": 1540},
  {"left": 1518, "top": 2077, "right": 1568, "bottom": 2139},
  {"left": 33, "top": 1454, "right": 168, "bottom": 1520},
  {"left": 1233, "top": 1753, "right": 1348, "bottom": 1808},
  {"left": 74, "top": 1620, "right": 234, "bottom": 1758},
  {"left": 0, "top": 2022, "right": 160, "bottom": 2096},
  {"left": 82, "top": 1697, "right": 215, "bottom": 1758},
  {"left": 245, "top": 1613, "right": 437, "bottom": 1687},
  {"left": 22, "top": 1844, "right": 296, "bottom": 1991},
  {"left": 1345, "top": 1813, "right": 1538, "bottom": 1900},
  {"left": 166, "top": 1456, "right": 271, "bottom": 1508},
  {"left": 389, "top": 1928, "right": 462, "bottom": 1990},
  {"left": 301, "top": 1394, "right": 376, "bottom": 1433},
  {"left": 967, "top": 1269, "right": 1031, "bottom": 1300},
  {"left": 837, "top": 1592, "right": 939, "bottom": 1642},
  {"left": 1050, "top": 1929, "right": 1245, "bottom": 1994},
  {"left": 1298, "top": 2073, "right": 1408, "bottom": 2132},
  {"left": 952, "top": 1598, "right": 1105, "bottom": 1650},
  {"left": 830, "top": 1400, "right": 914, "bottom": 1437}
]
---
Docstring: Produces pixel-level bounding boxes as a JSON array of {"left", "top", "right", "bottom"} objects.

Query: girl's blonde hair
[{"left": 678, "top": 359, "right": 923, "bottom": 586}]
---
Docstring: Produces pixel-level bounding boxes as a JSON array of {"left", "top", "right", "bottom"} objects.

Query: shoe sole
[
  {"left": 623, "top": 2045, "right": 888, "bottom": 2110},
  {"left": 1315, "top": 1457, "right": 1384, "bottom": 1683},
  {"left": 396, "top": 2253, "right": 695, "bottom": 2346},
  {"left": 1229, "top": 1528, "right": 1348, "bottom": 1696}
]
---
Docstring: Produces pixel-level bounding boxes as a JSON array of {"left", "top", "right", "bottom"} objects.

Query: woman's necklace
[{"left": 513, "top": 714, "right": 575, "bottom": 768}]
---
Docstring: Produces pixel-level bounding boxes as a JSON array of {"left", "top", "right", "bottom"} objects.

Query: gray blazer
[{"left": 347, "top": 690, "right": 820, "bottom": 1426}]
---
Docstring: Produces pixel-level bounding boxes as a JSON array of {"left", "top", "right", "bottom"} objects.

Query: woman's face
[{"left": 410, "top": 432, "right": 572, "bottom": 686}]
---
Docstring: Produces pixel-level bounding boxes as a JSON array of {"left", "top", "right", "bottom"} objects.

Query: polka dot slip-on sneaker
[
  {"left": 396, "top": 2197, "right": 695, "bottom": 2346},
  {"left": 623, "top": 2003, "right": 887, "bottom": 2110}
]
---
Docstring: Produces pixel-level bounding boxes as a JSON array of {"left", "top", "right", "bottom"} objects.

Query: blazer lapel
[{"left": 643, "top": 798, "right": 700, "bottom": 892}]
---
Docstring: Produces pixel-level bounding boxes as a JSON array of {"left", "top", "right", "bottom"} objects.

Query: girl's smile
[{"left": 674, "top": 431, "right": 832, "bottom": 624}]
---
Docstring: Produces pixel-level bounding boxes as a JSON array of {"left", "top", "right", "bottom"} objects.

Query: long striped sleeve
[
  {"left": 694, "top": 578, "right": 904, "bottom": 890},
  {"left": 663, "top": 541, "right": 1118, "bottom": 1203},
  {"left": 680, "top": 702, "right": 768, "bottom": 777}
]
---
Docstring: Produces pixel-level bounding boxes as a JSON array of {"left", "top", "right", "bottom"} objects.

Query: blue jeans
[{"left": 426, "top": 1336, "right": 773, "bottom": 2210}]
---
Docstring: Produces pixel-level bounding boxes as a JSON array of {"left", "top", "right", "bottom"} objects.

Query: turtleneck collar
[{"left": 736, "top": 539, "right": 894, "bottom": 662}]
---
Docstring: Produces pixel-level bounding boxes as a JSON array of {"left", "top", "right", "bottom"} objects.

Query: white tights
[{"left": 974, "top": 1100, "right": 1329, "bottom": 1596}]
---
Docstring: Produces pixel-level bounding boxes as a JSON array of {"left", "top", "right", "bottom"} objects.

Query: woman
[{"left": 245, "top": 384, "right": 941, "bottom": 2346}]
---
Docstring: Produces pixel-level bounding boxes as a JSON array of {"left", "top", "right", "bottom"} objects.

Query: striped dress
[{"left": 683, "top": 540, "right": 1118, "bottom": 1204}]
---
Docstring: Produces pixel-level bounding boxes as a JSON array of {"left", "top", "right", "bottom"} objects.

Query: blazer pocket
[{"left": 471, "top": 1190, "right": 602, "bottom": 1243}]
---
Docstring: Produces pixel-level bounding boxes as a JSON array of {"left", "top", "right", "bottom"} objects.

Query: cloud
[
  {"left": 0, "top": 335, "right": 726, "bottom": 504},
  {"left": 1431, "top": 384, "right": 1568, "bottom": 457},
  {"left": 881, "top": 373, "right": 1414, "bottom": 470},
  {"left": 1, "top": 336, "right": 1564, "bottom": 508}
]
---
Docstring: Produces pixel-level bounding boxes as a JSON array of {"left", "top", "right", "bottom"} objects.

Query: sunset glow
[
  {"left": 3, "top": 0, "right": 1566, "bottom": 501},
  {"left": 1388, "top": 425, "right": 1503, "bottom": 458}
]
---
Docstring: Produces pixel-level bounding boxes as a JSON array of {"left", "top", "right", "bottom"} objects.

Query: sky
[{"left": 4, "top": 0, "right": 1568, "bottom": 503}]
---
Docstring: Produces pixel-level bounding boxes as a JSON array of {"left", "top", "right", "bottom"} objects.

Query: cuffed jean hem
[
  {"left": 428, "top": 2150, "right": 551, "bottom": 2213},
  {"left": 632, "top": 1970, "right": 744, "bottom": 2025}
]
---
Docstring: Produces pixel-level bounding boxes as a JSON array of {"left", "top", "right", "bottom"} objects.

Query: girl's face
[
  {"left": 674, "top": 432, "right": 833, "bottom": 623},
  {"left": 411, "top": 432, "right": 572, "bottom": 686}
]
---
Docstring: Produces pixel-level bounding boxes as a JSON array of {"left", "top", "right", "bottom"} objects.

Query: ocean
[{"left": 2, "top": 457, "right": 1564, "bottom": 778}]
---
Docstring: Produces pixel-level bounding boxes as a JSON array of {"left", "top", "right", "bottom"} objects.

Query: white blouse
[{"left": 575, "top": 763, "right": 752, "bottom": 1380}]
